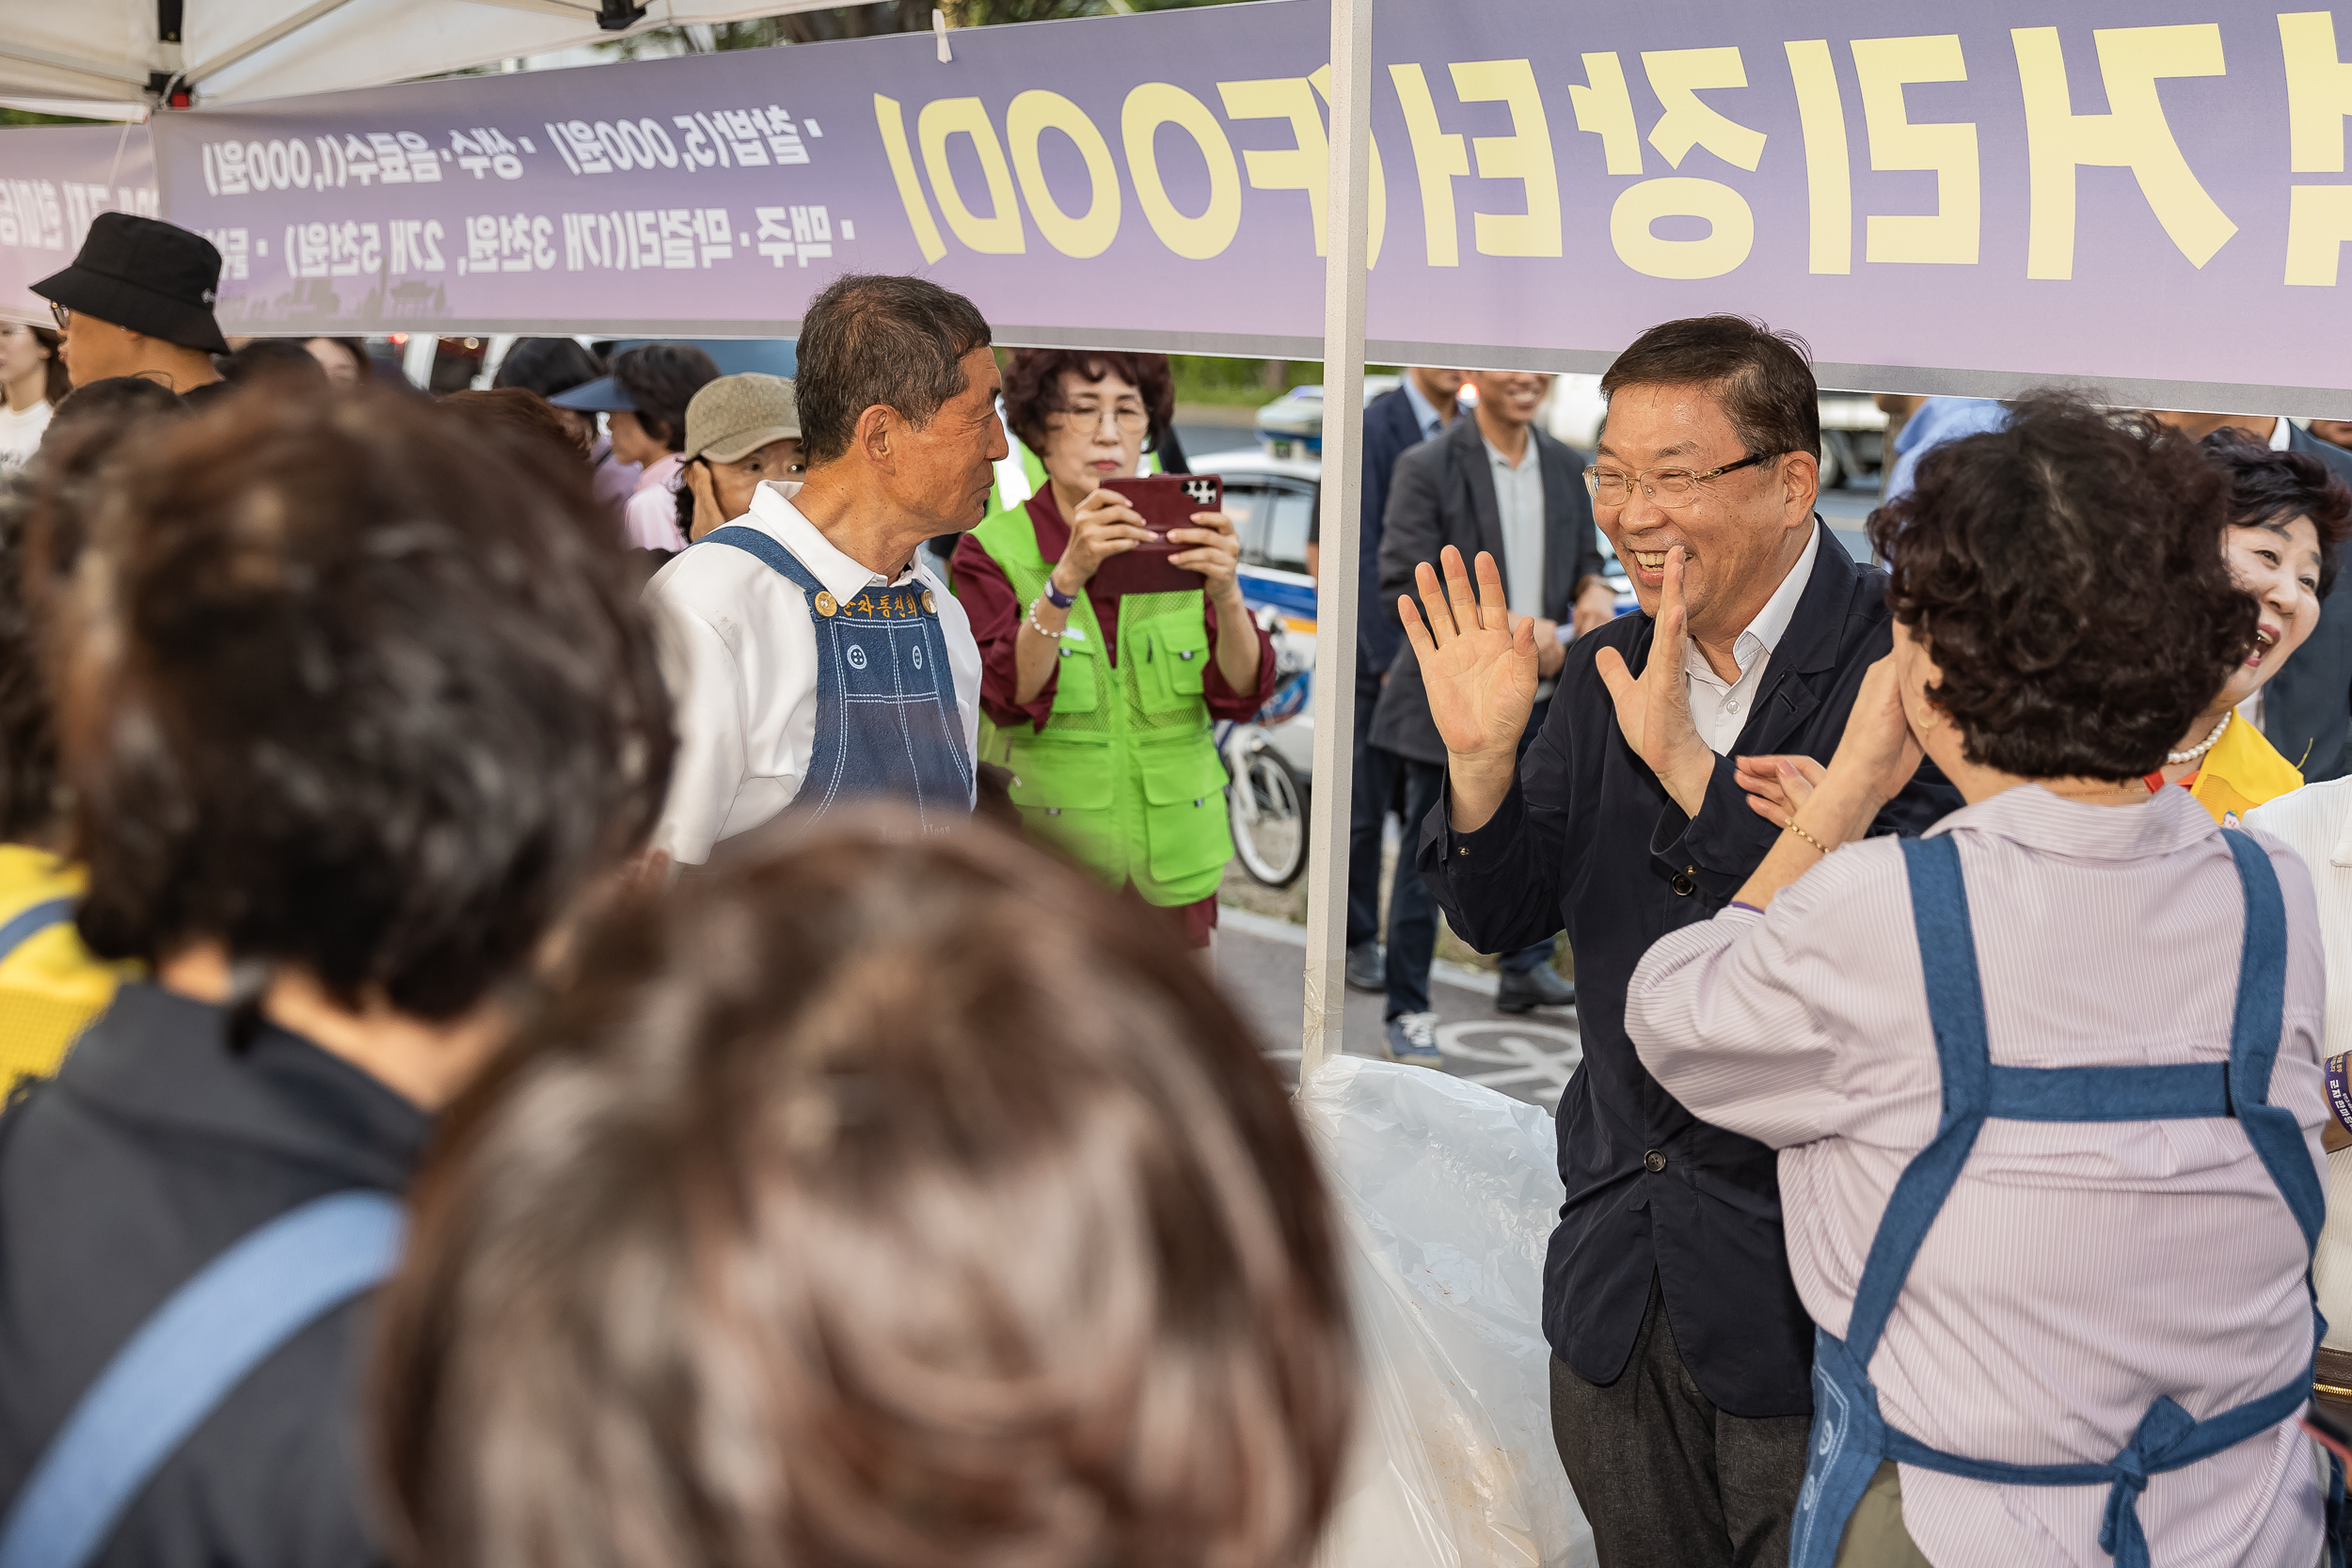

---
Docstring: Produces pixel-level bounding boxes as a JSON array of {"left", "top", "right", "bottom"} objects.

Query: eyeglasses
[
  {"left": 1053, "top": 402, "right": 1150, "bottom": 435},
  {"left": 47, "top": 303, "right": 70, "bottom": 330},
  {"left": 1582, "top": 451, "right": 1782, "bottom": 508}
]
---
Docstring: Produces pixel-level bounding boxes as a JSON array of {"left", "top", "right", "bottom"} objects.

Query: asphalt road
[{"left": 1216, "top": 905, "right": 1578, "bottom": 1113}]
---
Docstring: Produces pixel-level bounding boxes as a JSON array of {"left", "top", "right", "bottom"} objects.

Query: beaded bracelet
[
  {"left": 1026, "top": 600, "right": 1065, "bottom": 640},
  {"left": 1782, "top": 816, "right": 1829, "bottom": 856}
]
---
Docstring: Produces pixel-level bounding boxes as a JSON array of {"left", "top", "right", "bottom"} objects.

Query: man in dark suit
[
  {"left": 2153, "top": 410, "right": 2352, "bottom": 780},
  {"left": 1309, "top": 367, "right": 1465, "bottom": 991},
  {"left": 1404, "top": 320, "right": 1959, "bottom": 1568},
  {"left": 1370, "top": 370, "right": 1614, "bottom": 1053}
]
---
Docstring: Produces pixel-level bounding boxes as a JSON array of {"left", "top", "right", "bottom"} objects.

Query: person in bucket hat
[
  {"left": 675, "top": 372, "right": 803, "bottom": 545},
  {"left": 32, "top": 214, "right": 229, "bottom": 404}
]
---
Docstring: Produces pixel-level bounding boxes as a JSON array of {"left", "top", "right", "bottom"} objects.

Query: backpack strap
[
  {"left": 0, "top": 897, "right": 74, "bottom": 969},
  {"left": 0, "top": 1191, "right": 405, "bottom": 1568}
]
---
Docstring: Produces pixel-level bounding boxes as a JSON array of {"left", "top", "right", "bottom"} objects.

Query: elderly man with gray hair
[{"left": 644, "top": 275, "right": 1005, "bottom": 869}]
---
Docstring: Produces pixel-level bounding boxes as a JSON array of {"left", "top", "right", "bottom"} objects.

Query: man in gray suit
[
  {"left": 1370, "top": 370, "right": 1613, "bottom": 1059},
  {"left": 2153, "top": 410, "right": 2352, "bottom": 779}
]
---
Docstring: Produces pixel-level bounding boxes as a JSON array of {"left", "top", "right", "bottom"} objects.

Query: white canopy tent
[
  {"left": 0, "top": 0, "right": 1385, "bottom": 1070},
  {"left": 0, "top": 0, "right": 849, "bottom": 116}
]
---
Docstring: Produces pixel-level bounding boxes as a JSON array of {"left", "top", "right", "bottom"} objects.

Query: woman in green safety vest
[{"left": 952, "top": 350, "right": 1273, "bottom": 949}]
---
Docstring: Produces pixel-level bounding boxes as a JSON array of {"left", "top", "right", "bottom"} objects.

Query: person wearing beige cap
[{"left": 675, "top": 372, "right": 803, "bottom": 545}]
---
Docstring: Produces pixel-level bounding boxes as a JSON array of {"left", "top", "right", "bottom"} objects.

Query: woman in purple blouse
[{"left": 1627, "top": 395, "right": 2333, "bottom": 1568}]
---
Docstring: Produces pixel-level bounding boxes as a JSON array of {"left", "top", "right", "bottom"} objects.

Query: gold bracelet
[{"left": 1782, "top": 816, "right": 1830, "bottom": 856}]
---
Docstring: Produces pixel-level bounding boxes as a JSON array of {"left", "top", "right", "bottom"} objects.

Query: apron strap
[
  {"left": 1886, "top": 1376, "right": 2310, "bottom": 1568},
  {"left": 701, "top": 524, "right": 827, "bottom": 594},
  {"left": 0, "top": 896, "right": 73, "bottom": 968},
  {"left": 0, "top": 1192, "right": 405, "bottom": 1568},
  {"left": 1845, "top": 837, "right": 1993, "bottom": 1361},
  {"left": 2218, "top": 829, "right": 2320, "bottom": 1251}
]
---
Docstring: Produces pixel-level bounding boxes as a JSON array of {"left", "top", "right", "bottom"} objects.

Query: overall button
[
  {"left": 1670, "top": 870, "right": 1697, "bottom": 897},
  {"left": 812, "top": 591, "right": 838, "bottom": 618},
  {"left": 1643, "top": 1149, "right": 1667, "bottom": 1173}
]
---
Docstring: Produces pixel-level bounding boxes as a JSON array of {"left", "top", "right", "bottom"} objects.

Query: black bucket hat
[{"left": 33, "top": 213, "right": 230, "bottom": 356}]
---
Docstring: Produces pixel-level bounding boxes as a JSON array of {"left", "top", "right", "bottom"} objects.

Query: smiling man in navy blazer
[{"left": 1402, "top": 318, "right": 1958, "bottom": 1568}]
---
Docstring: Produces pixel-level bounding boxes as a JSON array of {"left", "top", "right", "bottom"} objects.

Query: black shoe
[
  {"left": 1496, "top": 963, "right": 1575, "bottom": 1014},
  {"left": 1345, "top": 939, "right": 1385, "bottom": 992}
]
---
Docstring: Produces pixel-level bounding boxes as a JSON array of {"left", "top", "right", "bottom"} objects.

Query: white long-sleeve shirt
[
  {"left": 642, "top": 482, "right": 980, "bottom": 864},
  {"left": 1629, "top": 784, "right": 2327, "bottom": 1568}
]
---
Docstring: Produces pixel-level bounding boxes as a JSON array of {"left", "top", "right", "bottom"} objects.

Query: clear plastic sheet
[{"left": 1296, "top": 1054, "right": 1597, "bottom": 1568}]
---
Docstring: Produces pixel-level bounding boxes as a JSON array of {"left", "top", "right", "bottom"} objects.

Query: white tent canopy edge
[{"left": 0, "top": 0, "right": 850, "bottom": 115}]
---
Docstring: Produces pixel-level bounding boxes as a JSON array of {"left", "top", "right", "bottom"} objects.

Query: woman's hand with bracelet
[
  {"left": 1725, "top": 656, "right": 1925, "bottom": 912},
  {"left": 1736, "top": 656, "right": 1923, "bottom": 846}
]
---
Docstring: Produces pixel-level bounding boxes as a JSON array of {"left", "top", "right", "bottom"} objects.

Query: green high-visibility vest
[{"left": 964, "top": 502, "right": 1233, "bottom": 907}]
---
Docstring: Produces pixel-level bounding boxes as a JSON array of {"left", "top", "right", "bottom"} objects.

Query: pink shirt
[
  {"left": 1629, "top": 784, "right": 2327, "bottom": 1568},
  {"left": 623, "top": 452, "right": 684, "bottom": 551}
]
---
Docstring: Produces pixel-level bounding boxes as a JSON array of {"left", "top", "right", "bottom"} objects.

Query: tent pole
[
  {"left": 1299, "top": 0, "right": 1372, "bottom": 1081},
  {"left": 401, "top": 332, "right": 437, "bottom": 390}
]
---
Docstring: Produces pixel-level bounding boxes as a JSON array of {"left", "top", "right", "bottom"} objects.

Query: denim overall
[
  {"left": 1788, "top": 832, "right": 2344, "bottom": 1568},
  {"left": 703, "top": 526, "right": 972, "bottom": 829}
]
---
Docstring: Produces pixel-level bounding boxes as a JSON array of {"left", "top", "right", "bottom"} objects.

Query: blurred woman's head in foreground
[{"left": 376, "top": 815, "right": 1355, "bottom": 1568}]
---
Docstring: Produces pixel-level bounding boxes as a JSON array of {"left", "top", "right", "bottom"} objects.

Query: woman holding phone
[{"left": 952, "top": 349, "right": 1271, "bottom": 948}]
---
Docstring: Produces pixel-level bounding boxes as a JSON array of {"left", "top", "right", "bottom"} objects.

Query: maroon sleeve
[
  {"left": 1200, "top": 597, "right": 1279, "bottom": 721},
  {"left": 952, "top": 532, "right": 1060, "bottom": 733}
]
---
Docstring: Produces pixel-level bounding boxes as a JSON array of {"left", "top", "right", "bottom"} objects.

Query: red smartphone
[{"left": 1090, "top": 474, "right": 1223, "bottom": 596}]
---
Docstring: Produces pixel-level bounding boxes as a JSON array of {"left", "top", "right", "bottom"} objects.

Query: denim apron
[
  {"left": 1788, "top": 831, "right": 2344, "bottom": 1568},
  {"left": 702, "top": 526, "right": 972, "bottom": 830}
]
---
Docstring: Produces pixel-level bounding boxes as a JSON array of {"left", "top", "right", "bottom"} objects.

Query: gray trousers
[{"left": 1549, "top": 1275, "right": 1811, "bottom": 1568}]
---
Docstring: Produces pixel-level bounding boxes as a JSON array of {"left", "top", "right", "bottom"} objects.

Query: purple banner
[
  {"left": 49, "top": 0, "right": 2352, "bottom": 409},
  {"left": 0, "top": 127, "right": 159, "bottom": 327}
]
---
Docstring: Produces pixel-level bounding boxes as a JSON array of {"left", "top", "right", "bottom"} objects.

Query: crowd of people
[{"left": 3, "top": 208, "right": 2352, "bottom": 1568}]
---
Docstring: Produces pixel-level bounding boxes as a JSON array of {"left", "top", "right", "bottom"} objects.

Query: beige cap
[{"left": 683, "top": 372, "right": 800, "bottom": 463}]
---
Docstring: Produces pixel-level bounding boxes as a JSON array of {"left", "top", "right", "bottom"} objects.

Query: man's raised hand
[
  {"left": 1400, "top": 546, "right": 1535, "bottom": 832},
  {"left": 1593, "top": 544, "right": 1715, "bottom": 818}
]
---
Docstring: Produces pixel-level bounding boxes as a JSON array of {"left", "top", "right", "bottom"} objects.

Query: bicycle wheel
[{"left": 1229, "top": 747, "right": 1308, "bottom": 887}]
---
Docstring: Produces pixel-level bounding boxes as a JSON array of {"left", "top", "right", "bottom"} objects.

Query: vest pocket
[
  {"left": 1050, "top": 639, "right": 1099, "bottom": 714},
  {"left": 1008, "top": 740, "right": 1117, "bottom": 871},
  {"left": 1136, "top": 613, "right": 1211, "bottom": 713},
  {"left": 1137, "top": 738, "right": 1233, "bottom": 887}
]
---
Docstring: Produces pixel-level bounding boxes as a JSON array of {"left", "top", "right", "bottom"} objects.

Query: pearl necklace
[{"left": 2168, "top": 710, "right": 2232, "bottom": 767}]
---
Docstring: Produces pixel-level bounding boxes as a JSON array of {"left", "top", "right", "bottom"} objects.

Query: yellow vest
[
  {"left": 2188, "top": 715, "right": 2303, "bottom": 826},
  {"left": 0, "top": 847, "right": 128, "bottom": 1095}
]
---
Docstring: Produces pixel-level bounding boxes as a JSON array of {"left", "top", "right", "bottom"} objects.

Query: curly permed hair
[
  {"left": 1000, "top": 349, "right": 1176, "bottom": 455},
  {"left": 1867, "top": 393, "right": 2254, "bottom": 783}
]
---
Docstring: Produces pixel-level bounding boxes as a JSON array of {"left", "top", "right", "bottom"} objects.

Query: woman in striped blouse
[{"left": 1627, "top": 395, "right": 2332, "bottom": 1567}]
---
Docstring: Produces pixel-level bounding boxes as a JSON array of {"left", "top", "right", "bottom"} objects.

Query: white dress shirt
[
  {"left": 642, "top": 481, "right": 980, "bottom": 864},
  {"left": 1399, "top": 372, "right": 1451, "bottom": 441},
  {"left": 1683, "top": 525, "right": 1820, "bottom": 754},
  {"left": 1485, "top": 435, "right": 1553, "bottom": 701}
]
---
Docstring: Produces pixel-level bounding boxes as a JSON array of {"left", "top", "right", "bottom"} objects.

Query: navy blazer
[
  {"left": 2253, "top": 423, "right": 2352, "bottom": 782},
  {"left": 1311, "top": 383, "right": 1431, "bottom": 679},
  {"left": 1419, "top": 525, "right": 1960, "bottom": 1417},
  {"left": 1370, "top": 414, "right": 1605, "bottom": 765}
]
